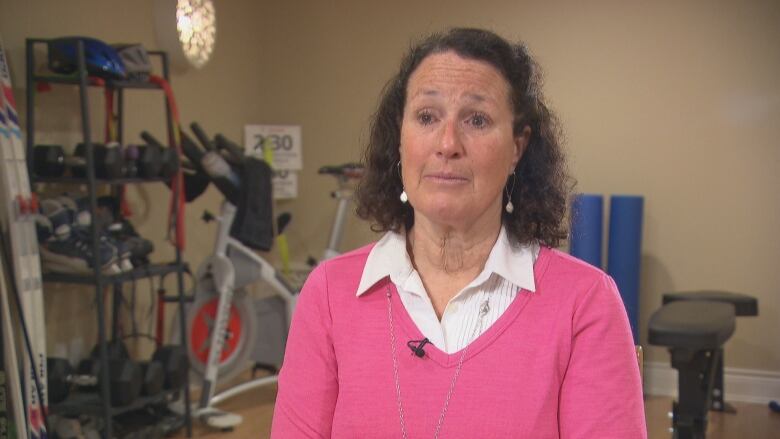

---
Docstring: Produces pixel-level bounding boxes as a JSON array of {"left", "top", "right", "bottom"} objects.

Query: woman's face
[{"left": 400, "top": 51, "right": 529, "bottom": 231}]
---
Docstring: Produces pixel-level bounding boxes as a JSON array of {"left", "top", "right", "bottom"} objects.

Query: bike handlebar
[
  {"left": 215, "top": 134, "right": 246, "bottom": 165},
  {"left": 180, "top": 130, "right": 241, "bottom": 205},
  {"left": 318, "top": 163, "right": 365, "bottom": 179},
  {"left": 190, "top": 122, "right": 216, "bottom": 152}
]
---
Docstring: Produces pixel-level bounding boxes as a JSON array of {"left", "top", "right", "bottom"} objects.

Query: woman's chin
[{"left": 414, "top": 203, "right": 479, "bottom": 228}]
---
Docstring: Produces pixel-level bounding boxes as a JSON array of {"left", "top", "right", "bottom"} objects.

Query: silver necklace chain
[
  {"left": 387, "top": 288, "right": 408, "bottom": 439},
  {"left": 386, "top": 287, "right": 490, "bottom": 439}
]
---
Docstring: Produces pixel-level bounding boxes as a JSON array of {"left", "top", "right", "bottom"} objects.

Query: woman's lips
[{"left": 423, "top": 173, "right": 469, "bottom": 184}]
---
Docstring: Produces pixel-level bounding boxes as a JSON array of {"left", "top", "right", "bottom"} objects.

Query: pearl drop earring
[
  {"left": 505, "top": 172, "right": 516, "bottom": 214},
  {"left": 397, "top": 160, "right": 408, "bottom": 203}
]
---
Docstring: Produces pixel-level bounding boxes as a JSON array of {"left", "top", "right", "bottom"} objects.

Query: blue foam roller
[
  {"left": 607, "top": 195, "right": 644, "bottom": 344},
  {"left": 569, "top": 194, "right": 604, "bottom": 268}
]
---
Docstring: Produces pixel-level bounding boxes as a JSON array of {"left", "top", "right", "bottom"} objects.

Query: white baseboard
[{"left": 643, "top": 361, "right": 780, "bottom": 404}]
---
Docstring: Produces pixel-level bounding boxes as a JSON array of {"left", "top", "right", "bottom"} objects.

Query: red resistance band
[{"left": 149, "top": 74, "right": 186, "bottom": 251}]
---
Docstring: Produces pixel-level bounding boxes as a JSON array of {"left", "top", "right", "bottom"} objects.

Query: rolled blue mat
[
  {"left": 569, "top": 194, "right": 604, "bottom": 268},
  {"left": 607, "top": 195, "right": 644, "bottom": 344}
]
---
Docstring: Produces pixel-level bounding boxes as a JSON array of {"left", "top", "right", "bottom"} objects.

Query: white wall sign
[
  {"left": 244, "top": 124, "right": 302, "bottom": 170},
  {"left": 272, "top": 170, "right": 297, "bottom": 200}
]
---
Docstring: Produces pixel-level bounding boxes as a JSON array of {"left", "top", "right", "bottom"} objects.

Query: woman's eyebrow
[
  {"left": 409, "top": 88, "right": 441, "bottom": 100},
  {"left": 410, "top": 89, "right": 493, "bottom": 104},
  {"left": 464, "top": 93, "right": 489, "bottom": 103}
]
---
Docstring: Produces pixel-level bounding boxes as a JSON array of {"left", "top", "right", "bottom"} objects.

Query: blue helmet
[{"left": 48, "top": 37, "right": 127, "bottom": 80}]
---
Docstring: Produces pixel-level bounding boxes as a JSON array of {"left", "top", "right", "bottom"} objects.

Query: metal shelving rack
[{"left": 24, "top": 38, "right": 193, "bottom": 438}]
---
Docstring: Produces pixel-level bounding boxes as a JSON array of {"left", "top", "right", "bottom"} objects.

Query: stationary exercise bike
[{"left": 169, "top": 123, "right": 362, "bottom": 429}]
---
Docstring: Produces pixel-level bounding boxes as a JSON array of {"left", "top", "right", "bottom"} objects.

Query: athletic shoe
[
  {"left": 106, "top": 222, "right": 154, "bottom": 267},
  {"left": 38, "top": 198, "right": 120, "bottom": 274},
  {"left": 40, "top": 233, "right": 120, "bottom": 274},
  {"left": 53, "top": 196, "right": 134, "bottom": 272}
]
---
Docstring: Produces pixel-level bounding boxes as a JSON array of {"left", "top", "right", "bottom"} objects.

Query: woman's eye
[
  {"left": 417, "top": 111, "right": 435, "bottom": 125},
  {"left": 469, "top": 113, "right": 490, "bottom": 128}
]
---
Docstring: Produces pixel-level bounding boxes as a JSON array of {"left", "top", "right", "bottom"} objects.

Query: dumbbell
[
  {"left": 77, "top": 357, "right": 143, "bottom": 406},
  {"left": 32, "top": 144, "right": 67, "bottom": 177},
  {"left": 138, "top": 132, "right": 180, "bottom": 178},
  {"left": 122, "top": 142, "right": 178, "bottom": 178},
  {"left": 135, "top": 143, "right": 163, "bottom": 178},
  {"left": 34, "top": 142, "right": 174, "bottom": 180},
  {"left": 48, "top": 355, "right": 145, "bottom": 406},
  {"left": 81, "top": 340, "right": 140, "bottom": 406},
  {"left": 87, "top": 340, "right": 166, "bottom": 398},
  {"left": 138, "top": 360, "right": 165, "bottom": 396},
  {"left": 92, "top": 341, "right": 184, "bottom": 393},
  {"left": 66, "top": 340, "right": 164, "bottom": 406},
  {"left": 47, "top": 357, "right": 97, "bottom": 404},
  {"left": 152, "top": 345, "right": 189, "bottom": 391},
  {"left": 124, "top": 144, "right": 140, "bottom": 177},
  {"left": 72, "top": 142, "right": 126, "bottom": 179},
  {"left": 159, "top": 147, "right": 180, "bottom": 178}
]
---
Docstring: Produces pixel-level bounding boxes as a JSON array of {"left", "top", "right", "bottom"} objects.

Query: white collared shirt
[{"left": 357, "top": 227, "right": 538, "bottom": 353}]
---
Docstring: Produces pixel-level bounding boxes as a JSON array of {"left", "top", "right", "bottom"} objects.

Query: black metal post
[
  {"left": 710, "top": 348, "right": 735, "bottom": 413},
  {"left": 111, "top": 283, "right": 122, "bottom": 342},
  {"left": 76, "top": 39, "right": 114, "bottom": 439},
  {"left": 112, "top": 87, "right": 124, "bottom": 344},
  {"left": 671, "top": 348, "right": 719, "bottom": 439},
  {"left": 160, "top": 51, "right": 192, "bottom": 437},
  {"left": 116, "top": 88, "right": 124, "bottom": 143}
]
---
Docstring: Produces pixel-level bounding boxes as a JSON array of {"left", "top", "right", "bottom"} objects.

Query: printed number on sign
[{"left": 253, "top": 134, "right": 294, "bottom": 153}]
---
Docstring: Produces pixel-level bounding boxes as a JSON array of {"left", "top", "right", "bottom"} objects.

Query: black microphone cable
[{"left": 407, "top": 338, "right": 431, "bottom": 358}]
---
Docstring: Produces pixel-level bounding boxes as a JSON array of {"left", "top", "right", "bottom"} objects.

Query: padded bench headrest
[
  {"left": 662, "top": 290, "right": 758, "bottom": 317},
  {"left": 648, "top": 301, "right": 735, "bottom": 350}
]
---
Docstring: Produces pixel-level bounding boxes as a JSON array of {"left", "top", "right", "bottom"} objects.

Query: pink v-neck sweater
[{"left": 271, "top": 245, "right": 647, "bottom": 438}]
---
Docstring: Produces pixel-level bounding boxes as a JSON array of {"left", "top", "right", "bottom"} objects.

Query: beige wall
[{"left": 1, "top": 0, "right": 778, "bottom": 372}]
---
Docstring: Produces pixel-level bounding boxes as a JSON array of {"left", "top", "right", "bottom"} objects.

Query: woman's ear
[{"left": 512, "top": 126, "right": 532, "bottom": 169}]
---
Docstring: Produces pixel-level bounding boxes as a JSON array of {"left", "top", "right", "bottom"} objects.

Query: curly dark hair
[{"left": 355, "top": 28, "right": 572, "bottom": 247}]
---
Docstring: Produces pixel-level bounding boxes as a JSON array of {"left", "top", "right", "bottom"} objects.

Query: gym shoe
[
  {"left": 54, "top": 195, "right": 134, "bottom": 272},
  {"left": 71, "top": 227, "right": 133, "bottom": 272},
  {"left": 40, "top": 232, "right": 120, "bottom": 274},
  {"left": 35, "top": 214, "right": 54, "bottom": 243},
  {"left": 96, "top": 195, "right": 154, "bottom": 268},
  {"left": 106, "top": 222, "right": 154, "bottom": 267},
  {"left": 39, "top": 198, "right": 120, "bottom": 274}
]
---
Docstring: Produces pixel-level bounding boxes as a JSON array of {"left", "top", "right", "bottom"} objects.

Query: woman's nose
[{"left": 437, "top": 119, "right": 463, "bottom": 158}]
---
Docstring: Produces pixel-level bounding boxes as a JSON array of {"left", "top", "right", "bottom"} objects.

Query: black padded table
[
  {"left": 662, "top": 290, "right": 758, "bottom": 317},
  {"left": 648, "top": 292, "right": 756, "bottom": 438},
  {"left": 660, "top": 290, "right": 758, "bottom": 417},
  {"left": 648, "top": 300, "right": 736, "bottom": 350}
]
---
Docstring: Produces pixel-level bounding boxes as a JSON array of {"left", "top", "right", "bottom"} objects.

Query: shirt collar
[
  {"left": 356, "top": 226, "right": 537, "bottom": 296},
  {"left": 356, "top": 231, "right": 412, "bottom": 296}
]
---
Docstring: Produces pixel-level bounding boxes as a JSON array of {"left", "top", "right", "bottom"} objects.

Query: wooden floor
[{"left": 172, "top": 383, "right": 780, "bottom": 438}]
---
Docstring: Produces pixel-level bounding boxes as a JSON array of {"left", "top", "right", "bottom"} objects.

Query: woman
[{"left": 271, "top": 28, "right": 646, "bottom": 438}]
